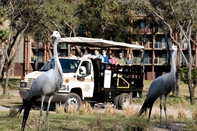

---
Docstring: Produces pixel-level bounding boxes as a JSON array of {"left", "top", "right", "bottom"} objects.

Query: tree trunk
[
  {"left": 174, "top": 70, "right": 180, "bottom": 95},
  {"left": 3, "top": 62, "right": 14, "bottom": 96},
  {"left": 0, "top": 54, "right": 5, "bottom": 82},
  {"left": 188, "top": 75, "right": 196, "bottom": 105},
  {"left": 188, "top": 83, "right": 195, "bottom": 105},
  {"left": 3, "top": 62, "right": 9, "bottom": 96},
  {"left": 173, "top": 49, "right": 181, "bottom": 95}
]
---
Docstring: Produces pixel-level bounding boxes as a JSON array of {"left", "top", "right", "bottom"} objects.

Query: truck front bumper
[{"left": 19, "top": 90, "right": 70, "bottom": 103}]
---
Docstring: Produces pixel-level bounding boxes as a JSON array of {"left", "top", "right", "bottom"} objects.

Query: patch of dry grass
[
  {"left": 191, "top": 109, "right": 197, "bottom": 121},
  {"left": 66, "top": 104, "right": 78, "bottom": 114},
  {"left": 104, "top": 103, "right": 118, "bottom": 116},
  {"left": 122, "top": 105, "right": 135, "bottom": 116},
  {"left": 177, "top": 108, "right": 187, "bottom": 120},
  {"left": 27, "top": 112, "right": 41, "bottom": 130},
  {"left": 151, "top": 108, "right": 160, "bottom": 120},
  {"left": 168, "top": 113, "right": 175, "bottom": 122},
  {"left": 79, "top": 102, "right": 93, "bottom": 115},
  {"left": 55, "top": 103, "right": 65, "bottom": 114}
]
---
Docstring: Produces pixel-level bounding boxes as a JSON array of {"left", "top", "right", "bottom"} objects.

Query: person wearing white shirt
[
  {"left": 82, "top": 47, "right": 92, "bottom": 58},
  {"left": 91, "top": 50, "right": 104, "bottom": 62}
]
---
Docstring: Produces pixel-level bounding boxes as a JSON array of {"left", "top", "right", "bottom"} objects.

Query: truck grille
[{"left": 27, "top": 78, "right": 35, "bottom": 88}]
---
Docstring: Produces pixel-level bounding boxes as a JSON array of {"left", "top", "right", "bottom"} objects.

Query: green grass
[
  {"left": 0, "top": 111, "right": 152, "bottom": 131},
  {"left": 0, "top": 80, "right": 197, "bottom": 130}
]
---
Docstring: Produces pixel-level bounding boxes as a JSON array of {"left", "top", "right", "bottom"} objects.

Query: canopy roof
[{"left": 60, "top": 37, "right": 144, "bottom": 49}]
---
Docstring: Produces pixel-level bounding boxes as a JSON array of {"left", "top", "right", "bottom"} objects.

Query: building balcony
[{"left": 154, "top": 58, "right": 168, "bottom": 65}]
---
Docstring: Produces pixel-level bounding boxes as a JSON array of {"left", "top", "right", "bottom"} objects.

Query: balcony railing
[
  {"left": 154, "top": 58, "right": 168, "bottom": 65},
  {"left": 144, "top": 57, "right": 152, "bottom": 64},
  {"left": 154, "top": 42, "right": 166, "bottom": 49}
]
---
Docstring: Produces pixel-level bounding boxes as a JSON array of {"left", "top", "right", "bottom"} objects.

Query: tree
[
  {"left": 0, "top": 0, "right": 45, "bottom": 96},
  {"left": 0, "top": 8, "right": 9, "bottom": 83},
  {"left": 180, "top": 67, "right": 197, "bottom": 90},
  {"left": 135, "top": 0, "right": 197, "bottom": 105},
  {"left": 78, "top": 0, "right": 133, "bottom": 41},
  {"left": 38, "top": 0, "right": 134, "bottom": 56},
  {"left": 36, "top": 0, "right": 85, "bottom": 56}
]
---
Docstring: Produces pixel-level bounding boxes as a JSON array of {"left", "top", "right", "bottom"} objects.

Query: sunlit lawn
[
  {"left": 0, "top": 108, "right": 151, "bottom": 131},
  {"left": 0, "top": 79, "right": 197, "bottom": 130}
]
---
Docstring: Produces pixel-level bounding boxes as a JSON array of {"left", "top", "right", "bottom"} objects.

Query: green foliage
[
  {"left": 0, "top": 0, "right": 143, "bottom": 42},
  {"left": 0, "top": 29, "right": 9, "bottom": 42},
  {"left": 0, "top": 10, "right": 6, "bottom": 23},
  {"left": 78, "top": 0, "right": 133, "bottom": 41},
  {"left": 0, "top": 8, "right": 9, "bottom": 42},
  {"left": 180, "top": 67, "right": 197, "bottom": 84},
  {"left": 0, "top": 78, "right": 20, "bottom": 90}
]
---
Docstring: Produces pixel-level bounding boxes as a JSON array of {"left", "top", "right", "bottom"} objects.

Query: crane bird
[
  {"left": 15, "top": 31, "right": 63, "bottom": 131},
  {"left": 138, "top": 45, "right": 177, "bottom": 127}
]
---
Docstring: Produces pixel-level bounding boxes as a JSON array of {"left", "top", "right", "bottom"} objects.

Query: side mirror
[
  {"left": 34, "top": 60, "right": 38, "bottom": 71},
  {"left": 86, "top": 62, "right": 91, "bottom": 74}
]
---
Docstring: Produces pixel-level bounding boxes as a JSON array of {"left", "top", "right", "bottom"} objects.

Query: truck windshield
[{"left": 40, "top": 58, "right": 80, "bottom": 73}]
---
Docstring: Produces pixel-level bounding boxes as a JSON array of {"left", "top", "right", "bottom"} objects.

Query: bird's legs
[
  {"left": 148, "top": 106, "right": 152, "bottom": 121},
  {"left": 39, "top": 95, "right": 45, "bottom": 131},
  {"left": 46, "top": 96, "right": 54, "bottom": 131},
  {"left": 164, "top": 96, "right": 168, "bottom": 127},
  {"left": 160, "top": 96, "right": 163, "bottom": 127}
]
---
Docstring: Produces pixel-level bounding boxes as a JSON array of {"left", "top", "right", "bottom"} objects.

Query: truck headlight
[
  {"left": 20, "top": 82, "right": 27, "bottom": 88},
  {"left": 61, "top": 85, "right": 69, "bottom": 91}
]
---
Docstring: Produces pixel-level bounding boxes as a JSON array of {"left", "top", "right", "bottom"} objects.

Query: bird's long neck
[
  {"left": 170, "top": 50, "right": 177, "bottom": 74},
  {"left": 53, "top": 38, "right": 63, "bottom": 77}
]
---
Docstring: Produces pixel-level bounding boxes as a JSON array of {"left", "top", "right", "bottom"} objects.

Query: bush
[{"left": 180, "top": 67, "right": 197, "bottom": 84}]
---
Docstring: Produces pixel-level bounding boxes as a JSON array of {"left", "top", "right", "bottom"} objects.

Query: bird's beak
[{"left": 50, "top": 35, "right": 54, "bottom": 38}]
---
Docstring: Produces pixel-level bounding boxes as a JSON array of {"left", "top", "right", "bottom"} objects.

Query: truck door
[{"left": 79, "top": 61, "right": 94, "bottom": 98}]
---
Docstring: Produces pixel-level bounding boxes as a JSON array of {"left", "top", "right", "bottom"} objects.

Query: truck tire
[
  {"left": 114, "top": 95, "right": 119, "bottom": 109},
  {"left": 65, "top": 93, "right": 82, "bottom": 112},
  {"left": 118, "top": 93, "right": 130, "bottom": 109}
]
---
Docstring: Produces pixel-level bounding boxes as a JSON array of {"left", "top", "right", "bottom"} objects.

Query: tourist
[
  {"left": 82, "top": 47, "right": 92, "bottom": 58},
  {"left": 102, "top": 49, "right": 109, "bottom": 64},
  {"left": 117, "top": 52, "right": 126, "bottom": 65},
  {"left": 126, "top": 53, "right": 134, "bottom": 66},
  {"left": 109, "top": 53, "right": 120, "bottom": 65}
]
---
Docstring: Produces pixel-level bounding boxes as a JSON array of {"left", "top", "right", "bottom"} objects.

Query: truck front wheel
[{"left": 65, "top": 93, "right": 82, "bottom": 112}]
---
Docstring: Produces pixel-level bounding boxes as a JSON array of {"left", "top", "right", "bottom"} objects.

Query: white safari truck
[{"left": 19, "top": 37, "right": 144, "bottom": 109}]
